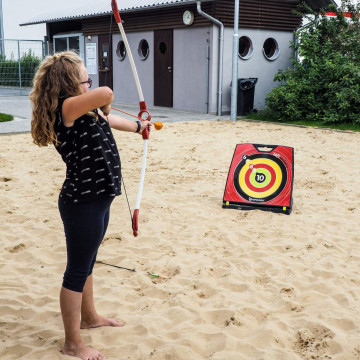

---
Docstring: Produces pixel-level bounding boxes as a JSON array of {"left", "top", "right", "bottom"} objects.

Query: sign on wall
[{"left": 86, "top": 43, "right": 97, "bottom": 75}]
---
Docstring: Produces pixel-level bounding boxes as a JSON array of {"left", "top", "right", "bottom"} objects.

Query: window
[
  {"left": 138, "top": 39, "right": 149, "bottom": 60},
  {"left": 238, "top": 36, "right": 253, "bottom": 60},
  {"left": 116, "top": 40, "right": 126, "bottom": 61},
  {"left": 53, "top": 33, "right": 84, "bottom": 60},
  {"left": 54, "top": 37, "right": 67, "bottom": 52},
  {"left": 159, "top": 42, "right": 167, "bottom": 54},
  {"left": 69, "top": 36, "right": 79, "bottom": 52},
  {"left": 263, "top": 38, "right": 280, "bottom": 61}
]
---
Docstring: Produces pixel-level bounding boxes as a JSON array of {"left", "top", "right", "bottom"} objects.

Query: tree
[{"left": 265, "top": 0, "right": 360, "bottom": 125}]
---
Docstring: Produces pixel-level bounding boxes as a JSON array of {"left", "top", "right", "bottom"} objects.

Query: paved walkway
[{"left": 0, "top": 92, "right": 230, "bottom": 134}]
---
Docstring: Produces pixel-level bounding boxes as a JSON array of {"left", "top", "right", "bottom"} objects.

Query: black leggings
[{"left": 58, "top": 196, "right": 114, "bottom": 292}]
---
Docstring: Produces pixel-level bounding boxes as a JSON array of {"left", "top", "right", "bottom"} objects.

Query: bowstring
[
  {"left": 106, "top": 11, "right": 134, "bottom": 226},
  {"left": 121, "top": 175, "right": 133, "bottom": 225}
]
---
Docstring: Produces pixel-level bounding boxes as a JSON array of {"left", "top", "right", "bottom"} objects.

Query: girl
[{"left": 30, "top": 51, "right": 151, "bottom": 360}]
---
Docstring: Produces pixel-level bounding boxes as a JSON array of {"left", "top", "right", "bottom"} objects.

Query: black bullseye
[{"left": 255, "top": 173, "right": 266, "bottom": 183}]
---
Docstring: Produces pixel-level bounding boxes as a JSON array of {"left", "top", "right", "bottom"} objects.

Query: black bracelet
[{"left": 135, "top": 120, "right": 141, "bottom": 133}]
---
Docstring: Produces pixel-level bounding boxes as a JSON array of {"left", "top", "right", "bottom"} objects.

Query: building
[{"left": 21, "top": 0, "right": 335, "bottom": 114}]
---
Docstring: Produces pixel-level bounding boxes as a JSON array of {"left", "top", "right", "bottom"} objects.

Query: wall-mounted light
[{"left": 88, "top": 35, "right": 92, "bottom": 41}]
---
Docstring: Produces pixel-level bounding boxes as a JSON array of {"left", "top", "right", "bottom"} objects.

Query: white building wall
[
  {"left": 112, "top": 31, "right": 154, "bottom": 106},
  {"left": 208, "top": 24, "right": 221, "bottom": 115},
  {"left": 222, "top": 28, "right": 294, "bottom": 113},
  {"left": 173, "top": 27, "right": 211, "bottom": 113},
  {"left": 107, "top": 26, "right": 294, "bottom": 114}
]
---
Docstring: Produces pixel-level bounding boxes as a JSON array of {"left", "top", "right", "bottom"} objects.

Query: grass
[
  {"left": 243, "top": 110, "right": 360, "bottom": 132},
  {"left": 0, "top": 113, "right": 14, "bottom": 123}
]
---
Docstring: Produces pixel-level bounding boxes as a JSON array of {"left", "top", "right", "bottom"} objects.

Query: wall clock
[{"left": 183, "top": 10, "right": 194, "bottom": 26}]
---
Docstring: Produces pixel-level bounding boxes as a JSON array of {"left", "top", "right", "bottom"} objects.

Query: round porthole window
[
  {"left": 238, "top": 36, "right": 253, "bottom": 60},
  {"left": 263, "top": 38, "right": 280, "bottom": 61},
  {"left": 138, "top": 39, "right": 149, "bottom": 60},
  {"left": 159, "top": 42, "right": 167, "bottom": 55},
  {"left": 116, "top": 40, "right": 126, "bottom": 61}
]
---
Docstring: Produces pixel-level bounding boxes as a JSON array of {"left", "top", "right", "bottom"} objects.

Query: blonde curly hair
[{"left": 30, "top": 51, "right": 83, "bottom": 146}]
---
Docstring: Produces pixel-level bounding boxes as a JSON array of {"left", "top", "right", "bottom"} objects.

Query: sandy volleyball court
[{"left": 0, "top": 120, "right": 359, "bottom": 360}]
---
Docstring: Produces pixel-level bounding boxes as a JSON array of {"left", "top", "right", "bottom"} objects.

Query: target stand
[{"left": 223, "top": 144, "right": 294, "bottom": 214}]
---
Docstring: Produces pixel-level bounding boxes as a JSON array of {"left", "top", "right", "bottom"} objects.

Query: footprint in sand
[
  {"left": 6, "top": 243, "right": 26, "bottom": 253},
  {"left": 0, "top": 177, "right": 12, "bottom": 182},
  {"left": 295, "top": 324, "right": 341, "bottom": 358}
]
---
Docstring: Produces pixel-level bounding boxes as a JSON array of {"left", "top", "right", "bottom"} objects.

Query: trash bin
[{"left": 237, "top": 78, "right": 257, "bottom": 116}]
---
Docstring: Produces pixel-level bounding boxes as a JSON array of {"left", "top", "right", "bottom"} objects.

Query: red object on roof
[{"left": 325, "top": 12, "right": 353, "bottom": 17}]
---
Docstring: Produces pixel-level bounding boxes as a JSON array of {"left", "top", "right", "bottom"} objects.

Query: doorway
[
  {"left": 154, "top": 30, "right": 173, "bottom": 107},
  {"left": 98, "top": 34, "right": 113, "bottom": 89}
]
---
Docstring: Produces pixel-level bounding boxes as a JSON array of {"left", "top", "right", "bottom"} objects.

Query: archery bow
[
  {"left": 111, "top": 0, "right": 151, "bottom": 237},
  {"left": 111, "top": 106, "right": 163, "bottom": 130}
]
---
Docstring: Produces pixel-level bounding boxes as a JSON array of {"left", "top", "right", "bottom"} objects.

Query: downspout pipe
[
  {"left": 0, "top": 0, "right": 5, "bottom": 56},
  {"left": 230, "top": 0, "right": 239, "bottom": 121},
  {"left": 196, "top": 1, "right": 224, "bottom": 116}
]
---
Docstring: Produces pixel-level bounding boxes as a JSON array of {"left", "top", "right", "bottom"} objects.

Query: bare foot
[
  {"left": 62, "top": 342, "right": 104, "bottom": 360},
  {"left": 80, "top": 315, "right": 126, "bottom": 329}
]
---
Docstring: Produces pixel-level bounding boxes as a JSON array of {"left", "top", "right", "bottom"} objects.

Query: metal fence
[{"left": 0, "top": 39, "right": 45, "bottom": 95}]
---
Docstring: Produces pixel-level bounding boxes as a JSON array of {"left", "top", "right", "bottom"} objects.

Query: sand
[{"left": 0, "top": 120, "right": 359, "bottom": 360}]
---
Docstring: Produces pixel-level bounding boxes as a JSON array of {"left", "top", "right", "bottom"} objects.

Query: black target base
[{"left": 222, "top": 202, "right": 292, "bottom": 215}]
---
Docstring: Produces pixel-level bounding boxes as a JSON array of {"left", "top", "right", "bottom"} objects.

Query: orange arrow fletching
[{"left": 154, "top": 121, "right": 163, "bottom": 130}]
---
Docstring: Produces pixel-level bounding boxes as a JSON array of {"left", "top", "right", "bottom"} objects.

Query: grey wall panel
[
  {"left": 222, "top": 28, "right": 294, "bottom": 112},
  {"left": 112, "top": 31, "right": 154, "bottom": 106},
  {"left": 173, "top": 27, "right": 211, "bottom": 113},
  {"left": 92, "top": 26, "right": 294, "bottom": 114},
  {"left": 208, "top": 25, "right": 223, "bottom": 115}
]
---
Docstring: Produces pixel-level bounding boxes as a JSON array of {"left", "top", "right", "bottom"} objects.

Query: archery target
[
  {"left": 223, "top": 144, "right": 294, "bottom": 214},
  {"left": 234, "top": 154, "right": 287, "bottom": 202}
]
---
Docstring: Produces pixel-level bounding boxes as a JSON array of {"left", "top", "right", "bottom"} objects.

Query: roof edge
[{"left": 20, "top": 0, "right": 212, "bottom": 27}]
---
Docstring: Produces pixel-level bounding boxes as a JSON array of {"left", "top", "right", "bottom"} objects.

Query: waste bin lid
[{"left": 239, "top": 78, "right": 257, "bottom": 91}]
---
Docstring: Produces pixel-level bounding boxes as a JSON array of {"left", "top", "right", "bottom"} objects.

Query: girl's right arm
[{"left": 61, "top": 87, "right": 114, "bottom": 127}]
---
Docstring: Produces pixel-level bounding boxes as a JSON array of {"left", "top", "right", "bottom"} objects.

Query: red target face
[{"left": 223, "top": 144, "right": 294, "bottom": 212}]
